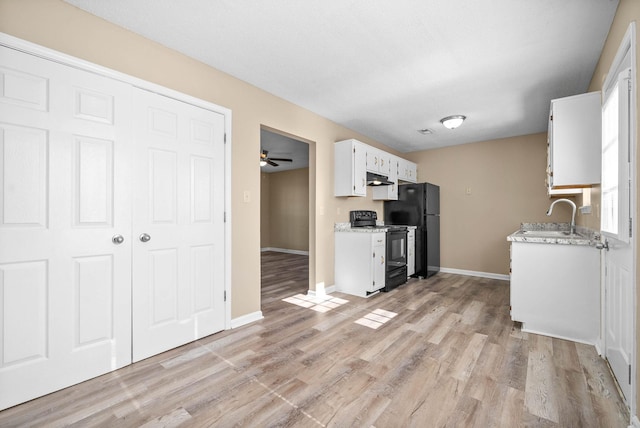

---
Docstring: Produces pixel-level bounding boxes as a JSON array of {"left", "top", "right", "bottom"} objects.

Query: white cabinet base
[
  {"left": 510, "top": 242, "right": 599, "bottom": 344},
  {"left": 335, "top": 232, "right": 385, "bottom": 298}
]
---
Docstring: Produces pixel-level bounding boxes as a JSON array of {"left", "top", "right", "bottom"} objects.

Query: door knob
[
  {"left": 139, "top": 233, "right": 151, "bottom": 243},
  {"left": 112, "top": 234, "right": 124, "bottom": 245}
]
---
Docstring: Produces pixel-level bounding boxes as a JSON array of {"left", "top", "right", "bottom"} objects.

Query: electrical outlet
[{"left": 465, "top": 187, "right": 472, "bottom": 195}]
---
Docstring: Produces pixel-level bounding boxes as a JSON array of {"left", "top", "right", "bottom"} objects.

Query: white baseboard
[
  {"left": 440, "top": 267, "right": 510, "bottom": 281},
  {"left": 594, "top": 341, "right": 604, "bottom": 357},
  {"left": 261, "top": 247, "right": 309, "bottom": 256},
  {"left": 307, "top": 284, "right": 336, "bottom": 298},
  {"left": 521, "top": 325, "right": 597, "bottom": 347},
  {"left": 230, "top": 311, "right": 263, "bottom": 329}
]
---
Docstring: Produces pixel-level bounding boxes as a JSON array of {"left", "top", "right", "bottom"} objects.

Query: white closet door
[
  {"left": 0, "top": 47, "right": 132, "bottom": 410},
  {"left": 132, "top": 88, "right": 225, "bottom": 362}
]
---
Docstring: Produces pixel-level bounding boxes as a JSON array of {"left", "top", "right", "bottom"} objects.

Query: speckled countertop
[
  {"left": 335, "top": 222, "right": 388, "bottom": 232},
  {"left": 507, "top": 223, "right": 600, "bottom": 246},
  {"left": 334, "top": 222, "right": 415, "bottom": 232}
]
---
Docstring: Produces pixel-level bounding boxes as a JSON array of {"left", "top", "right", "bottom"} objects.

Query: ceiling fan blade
[
  {"left": 268, "top": 157, "right": 292, "bottom": 162},
  {"left": 267, "top": 160, "right": 279, "bottom": 167}
]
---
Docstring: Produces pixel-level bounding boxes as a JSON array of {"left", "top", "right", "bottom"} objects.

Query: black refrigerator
[{"left": 383, "top": 182, "right": 440, "bottom": 278}]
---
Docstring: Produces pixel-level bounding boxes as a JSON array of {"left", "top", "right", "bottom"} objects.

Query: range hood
[{"left": 366, "top": 171, "right": 394, "bottom": 186}]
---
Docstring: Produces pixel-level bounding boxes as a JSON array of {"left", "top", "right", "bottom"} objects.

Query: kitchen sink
[{"left": 519, "top": 230, "right": 584, "bottom": 238}]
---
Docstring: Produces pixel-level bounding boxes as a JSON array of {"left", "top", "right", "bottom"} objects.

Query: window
[{"left": 601, "top": 67, "right": 631, "bottom": 241}]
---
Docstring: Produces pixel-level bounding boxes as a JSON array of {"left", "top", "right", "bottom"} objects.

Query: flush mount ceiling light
[
  {"left": 417, "top": 128, "right": 433, "bottom": 135},
  {"left": 440, "top": 115, "right": 466, "bottom": 130}
]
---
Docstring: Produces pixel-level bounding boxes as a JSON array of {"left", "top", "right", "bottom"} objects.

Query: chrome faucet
[{"left": 546, "top": 198, "right": 577, "bottom": 235}]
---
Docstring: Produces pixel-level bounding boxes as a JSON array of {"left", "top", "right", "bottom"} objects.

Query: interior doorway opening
[{"left": 259, "top": 126, "right": 313, "bottom": 304}]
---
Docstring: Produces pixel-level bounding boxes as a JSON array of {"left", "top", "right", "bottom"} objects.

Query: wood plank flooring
[{"left": 0, "top": 251, "right": 630, "bottom": 427}]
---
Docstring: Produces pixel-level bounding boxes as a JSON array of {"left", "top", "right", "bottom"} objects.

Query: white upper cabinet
[
  {"left": 397, "top": 157, "right": 417, "bottom": 183},
  {"left": 373, "top": 155, "right": 399, "bottom": 200},
  {"left": 547, "top": 91, "right": 601, "bottom": 192},
  {"left": 366, "top": 147, "right": 391, "bottom": 175},
  {"left": 334, "top": 139, "right": 367, "bottom": 197},
  {"left": 335, "top": 139, "right": 418, "bottom": 198}
]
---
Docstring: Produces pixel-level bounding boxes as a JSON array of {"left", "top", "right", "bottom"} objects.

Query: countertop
[
  {"left": 334, "top": 223, "right": 416, "bottom": 233},
  {"left": 507, "top": 223, "right": 600, "bottom": 246}
]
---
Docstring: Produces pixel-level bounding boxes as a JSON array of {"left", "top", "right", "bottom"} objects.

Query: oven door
[{"left": 386, "top": 229, "right": 407, "bottom": 270}]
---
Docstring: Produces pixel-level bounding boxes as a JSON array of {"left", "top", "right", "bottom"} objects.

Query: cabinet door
[
  {"left": 549, "top": 92, "right": 601, "bottom": 187},
  {"left": 371, "top": 235, "right": 386, "bottom": 291},
  {"left": 406, "top": 161, "right": 417, "bottom": 183},
  {"left": 366, "top": 148, "right": 381, "bottom": 172},
  {"left": 334, "top": 139, "right": 366, "bottom": 197},
  {"left": 373, "top": 156, "right": 398, "bottom": 200},
  {"left": 397, "top": 158, "right": 418, "bottom": 183},
  {"left": 407, "top": 230, "right": 415, "bottom": 276},
  {"left": 378, "top": 151, "right": 391, "bottom": 176},
  {"left": 353, "top": 141, "right": 367, "bottom": 196}
]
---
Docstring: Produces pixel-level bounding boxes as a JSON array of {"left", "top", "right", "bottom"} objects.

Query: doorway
[
  {"left": 600, "top": 22, "right": 636, "bottom": 411},
  {"left": 259, "top": 127, "right": 312, "bottom": 303}
]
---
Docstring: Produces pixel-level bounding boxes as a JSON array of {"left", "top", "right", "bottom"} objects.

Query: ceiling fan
[{"left": 260, "top": 149, "right": 292, "bottom": 167}]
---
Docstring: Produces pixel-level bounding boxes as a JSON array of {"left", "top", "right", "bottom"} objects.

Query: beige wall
[
  {"left": 0, "top": 0, "right": 397, "bottom": 318},
  {"left": 260, "top": 173, "right": 271, "bottom": 247},
  {"left": 406, "top": 133, "right": 574, "bottom": 275},
  {"left": 261, "top": 168, "right": 310, "bottom": 252},
  {"left": 585, "top": 0, "right": 640, "bottom": 416}
]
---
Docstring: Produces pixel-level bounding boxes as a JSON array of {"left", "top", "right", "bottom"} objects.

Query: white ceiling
[
  {"left": 65, "top": 0, "right": 619, "bottom": 153},
  {"left": 260, "top": 129, "right": 309, "bottom": 173}
]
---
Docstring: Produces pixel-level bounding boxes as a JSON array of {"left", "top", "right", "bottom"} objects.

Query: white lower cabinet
[
  {"left": 510, "top": 242, "right": 599, "bottom": 344},
  {"left": 335, "top": 231, "right": 385, "bottom": 297},
  {"left": 407, "top": 228, "right": 416, "bottom": 277}
]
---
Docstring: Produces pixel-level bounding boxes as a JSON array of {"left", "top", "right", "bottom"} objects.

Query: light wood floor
[{"left": 0, "top": 251, "right": 630, "bottom": 427}]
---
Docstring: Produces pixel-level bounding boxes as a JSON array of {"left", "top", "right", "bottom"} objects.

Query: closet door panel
[
  {"left": 132, "top": 88, "right": 225, "bottom": 362},
  {"left": 0, "top": 46, "right": 133, "bottom": 411}
]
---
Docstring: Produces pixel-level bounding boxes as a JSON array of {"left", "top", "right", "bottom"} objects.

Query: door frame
[
  {"left": 599, "top": 22, "right": 637, "bottom": 416},
  {"left": 0, "top": 32, "right": 233, "bottom": 331}
]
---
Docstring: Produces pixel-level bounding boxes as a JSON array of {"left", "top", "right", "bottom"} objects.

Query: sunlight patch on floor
[
  {"left": 282, "top": 294, "right": 349, "bottom": 313},
  {"left": 355, "top": 308, "right": 398, "bottom": 329}
]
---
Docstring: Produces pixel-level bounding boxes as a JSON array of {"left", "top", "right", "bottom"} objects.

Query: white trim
[
  {"left": 261, "top": 247, "right": 309, "bottom": 256},
  {"left": 0, "top": 32, "right": 234, "bottom": 330},
  {"left": 307, "top": 284, "right": 337, "bottom": 298},
  {"left": 630, "top": 415, "right": 640, "bottom": 428},
  {"left": 440, "top": 268, "right": 510, "bottom": 281},
  {"left": 0, "top": 33, "right": 229, "bottom": 115},
  {"left": 230, "top": 311, "right": 264, "bottom": 329},
  {"left": 594, "top": 342, "right": 604, "bottom": 357},
  {"left": 521, "top": 326, "right": 597, "bottom": 347}
]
